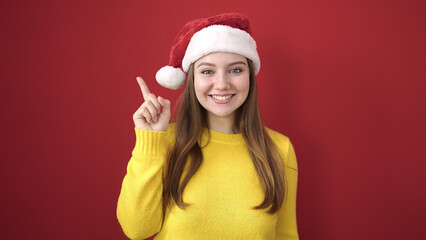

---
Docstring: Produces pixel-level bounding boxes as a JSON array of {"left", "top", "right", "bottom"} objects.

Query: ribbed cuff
[{"left": 133, "top": 128, "right": 166, "bottom": 156}]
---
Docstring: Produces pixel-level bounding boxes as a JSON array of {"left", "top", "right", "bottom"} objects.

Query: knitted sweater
[{"left": 117, "top": 124, "right": 299, "bottom": 240}]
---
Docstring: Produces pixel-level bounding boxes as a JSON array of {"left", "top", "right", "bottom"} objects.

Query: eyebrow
[{"left": 196, "top": 61, "right": 247, "bottom": 69}]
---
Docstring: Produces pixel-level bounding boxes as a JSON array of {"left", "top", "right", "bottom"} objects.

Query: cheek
[
  {"left": 236, "top": 76, "right": 250, "bottom": 95},
  {"left": 194, "top": 77, "right": 207, "bottom": 100}
]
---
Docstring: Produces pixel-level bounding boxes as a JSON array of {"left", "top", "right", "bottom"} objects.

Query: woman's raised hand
[{"left": 133, "top": 77, "right": 171, "bottom": 131}]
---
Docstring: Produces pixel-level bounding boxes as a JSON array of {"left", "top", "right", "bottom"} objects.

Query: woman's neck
[{"left": 207, "top": 113, "right": 238, "bottom": 134}]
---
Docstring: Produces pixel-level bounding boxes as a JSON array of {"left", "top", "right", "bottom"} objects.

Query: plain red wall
[{"left": 1, "top": 0, "right": 425, "bottom": 239}]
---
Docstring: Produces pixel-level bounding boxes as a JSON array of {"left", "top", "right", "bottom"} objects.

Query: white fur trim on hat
[
  {"left": 155, "top": 66, "right": 186, "bottom": 90},
  {"left": 182, "top": 25, "right": 260, "bottom": 74}
]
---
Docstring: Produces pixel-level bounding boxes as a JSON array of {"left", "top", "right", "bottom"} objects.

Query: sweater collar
[{"left": 199, "top": 128, "right": 245, "bottom": 145}]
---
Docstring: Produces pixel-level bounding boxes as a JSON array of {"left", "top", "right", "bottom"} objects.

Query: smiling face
[{"left": 194, "top": 52, "right": 250, "bottom": 124}]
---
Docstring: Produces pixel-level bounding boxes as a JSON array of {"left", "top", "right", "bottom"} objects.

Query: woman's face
[{"left": 194, "top": 52, "right": 250, "bottom": 121}]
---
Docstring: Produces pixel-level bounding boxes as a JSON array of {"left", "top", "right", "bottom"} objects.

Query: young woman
[{"left": 117, "top": 13, "right": 299, "bottom": 240}]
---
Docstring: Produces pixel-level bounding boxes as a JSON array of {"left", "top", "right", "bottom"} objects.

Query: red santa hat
[{"left": 155, "top": 13, "right": 261, "bottom": 90}]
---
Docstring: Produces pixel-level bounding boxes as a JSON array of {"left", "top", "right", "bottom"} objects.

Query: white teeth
[{"left": 211, "top": 95, "right": 232, "bottom": 100}]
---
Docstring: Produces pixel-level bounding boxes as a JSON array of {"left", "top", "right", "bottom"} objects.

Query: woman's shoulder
[
  {"left": 265, "top": 127, "right": 291, "bottom": 152},
  {"left": 265, "top": 127, "right": 289, "bottom": 144},
  {"left": 265, "top": 127, "right": 298, "bottom": 171}
]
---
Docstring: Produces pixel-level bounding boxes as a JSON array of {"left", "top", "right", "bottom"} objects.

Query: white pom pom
[{"left": 155, "top": 66, "right": 186, "bottom": 90}]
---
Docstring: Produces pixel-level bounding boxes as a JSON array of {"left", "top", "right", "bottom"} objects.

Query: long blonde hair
[{"left": 162, "top": 59, "right": 286, "bottom": 215}]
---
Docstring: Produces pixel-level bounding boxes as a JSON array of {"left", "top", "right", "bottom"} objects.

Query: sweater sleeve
[
  {"left": 276, "top": 140, "right": 299, "bottom": 240},
  {"left": 117, "top": 128, "right": 166, "bottom": 240}
]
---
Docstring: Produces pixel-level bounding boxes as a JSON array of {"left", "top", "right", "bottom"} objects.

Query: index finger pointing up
[{"left": 136, "top": 77, "right": 151, "bottom": 100}]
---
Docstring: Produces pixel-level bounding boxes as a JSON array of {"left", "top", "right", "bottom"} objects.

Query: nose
[{"left": 213, "top": 72, "right": 230, "bottom": 90}]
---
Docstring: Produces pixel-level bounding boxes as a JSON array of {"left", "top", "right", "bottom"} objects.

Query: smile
[{"left": 210, "top": 94, "right": 233, "bottom": 100}]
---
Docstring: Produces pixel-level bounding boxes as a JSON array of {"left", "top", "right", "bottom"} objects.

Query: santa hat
[{"left": 155, "top": 13, "right": 260, "bottom": 90}]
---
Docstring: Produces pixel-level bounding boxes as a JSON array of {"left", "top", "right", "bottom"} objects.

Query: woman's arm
[
  {"left": 118, "top": 77, "right": 172, "bottom": 239},
  {"left": 275, "top": 140, "right": 299, "bottom": 240},
  {"left": 117, "top": 128, "right": 166, "bottom": 240}
]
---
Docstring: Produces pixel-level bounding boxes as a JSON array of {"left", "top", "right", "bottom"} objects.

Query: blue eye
[
  {"left": 202, "top": 70, "right": 213, "bottom": 74},
  {"left": 230, "top": 68, "right": 242, "bottom": 73}
]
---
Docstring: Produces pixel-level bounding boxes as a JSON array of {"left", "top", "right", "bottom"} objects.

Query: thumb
[{"left": 158, "top": 96, "right": 171, "bottom": 111}]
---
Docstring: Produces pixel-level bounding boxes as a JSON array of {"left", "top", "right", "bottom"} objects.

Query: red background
[{"left": 1, "top": 0, "right": 425, "bottom": 239}]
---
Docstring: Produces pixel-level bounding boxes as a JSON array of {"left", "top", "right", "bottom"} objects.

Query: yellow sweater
[{"left": 117, "top": 125, "right": 299, "bottom": 240}]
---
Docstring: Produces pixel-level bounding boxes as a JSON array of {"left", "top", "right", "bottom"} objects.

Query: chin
[{"left": 208, "top": 109, "right": 236, "bottom": 118}]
